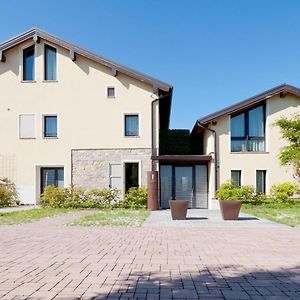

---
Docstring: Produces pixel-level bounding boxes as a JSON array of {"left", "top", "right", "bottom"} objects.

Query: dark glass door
[
  {"left": 41, "top": 167, "right": 64, "bottom": 194},
  {"left": 124, "top": 163, "right": 139, "bottom": 192}
]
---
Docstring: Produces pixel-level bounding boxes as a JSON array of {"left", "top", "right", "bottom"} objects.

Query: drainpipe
[
  {"left": 197, "top": 122, "right": 218, "bottom": 193},
  {"left": 151, "top": 90, "right": 172, "bottom": 171}
]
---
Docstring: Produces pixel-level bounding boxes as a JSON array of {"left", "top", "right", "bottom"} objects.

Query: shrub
[
  {"left": 216, "top": 181, "right": 265, "bottom": 203},
  {"left": 270, "top": 182, "right": 299, "bottom": 203},
  {"left": 121, "top": 187, "right": 147, "bottom": 208},
  {"left": 40, "top": 186, "right": 120, "bottom": 208},
  {"left": 0, "top": 187, "right": 14, "bottom": 207},
  {"left": 0, "top": 177, "right": 19, "bottom": 207},
  {"left": 86, "top": 188, "right": 120, "bottom": 208},
  {"left": 216, "top": 181, "right": 240, "bottom": 200},
  {"left": 40, "top": 185, "right": 69, "bottom": 208}
]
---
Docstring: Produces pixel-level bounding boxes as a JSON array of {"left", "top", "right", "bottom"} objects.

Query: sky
[{"left": 1, "top": 0, "right": 300, "bottom": 129}]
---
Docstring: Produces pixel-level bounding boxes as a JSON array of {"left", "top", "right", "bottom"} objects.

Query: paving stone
[{"left": 0, "top": 210, "right": 299, "bottom": 299}]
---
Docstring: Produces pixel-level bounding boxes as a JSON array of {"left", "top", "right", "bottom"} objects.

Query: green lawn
[
  {"left": 0, "top": 208, "right": 72, "bottom": 225},
  {"left": 71, "top": 209, "right": 150, "bottom": 227},
  {"left": 242, "top": 200, "right": 300, "bottom": 227}
]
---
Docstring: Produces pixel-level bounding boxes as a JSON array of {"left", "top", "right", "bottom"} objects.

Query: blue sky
[{"left": 1, "top": 0, "right": 300, "bottom": 129}]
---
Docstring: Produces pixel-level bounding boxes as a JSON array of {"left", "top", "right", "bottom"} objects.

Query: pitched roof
[
  {"left": 198, "top": 84, "right": 300, "bottom": 125},
  {"left": 0, "top": 28, "right": 172, "bottom": 92}
]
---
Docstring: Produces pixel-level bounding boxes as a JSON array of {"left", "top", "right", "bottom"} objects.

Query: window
[
  {"left": 44, "top": 116, "right": 57, "bottom": 138},
  {"left": 256, "top": 170, "right": 266, "bottom": 193},
  {"left": 23, "top": 46, "right": 35, "bottom": 81},
  {"left": 107, "top": 87, "right": 115, "bottom": 98},
  {"left": 231, "top": 105, "right": 265, "bottom": 152},
  {"left": 19, "top": 114, "right": 35, "bottom": 139},
  {"left": 125, "top": 115, "right": 139, "bottom": 136},
  {"left": 44, "top": 45, "right": 57, "bottom": 80},
  {"left": 41, "top": 168, "right": 64, "bottom": 193},
  {"left": 231, "top": 170, "right": 241, "bottom": 187}
]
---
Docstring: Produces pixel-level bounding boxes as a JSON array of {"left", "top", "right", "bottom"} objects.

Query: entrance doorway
[
  {"left": 160, "top": 165, "right": 208, "bottom": 209},
  {"left": 124, "top": 162, "right": 139, "bottom": 192}
]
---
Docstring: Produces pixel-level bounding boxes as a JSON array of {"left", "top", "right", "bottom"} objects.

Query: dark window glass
[
  {"left": 125, "top": 163, "right": 139, "bottom": 192},
  {"left": 107, "top": 87, "right": 115, "bottom": 98},
  {"left": 256, "top": 170, "right": 266, "bottom": 193},
  {"left": 41, "top": 168, "right": 64, "bottom": 194},
  {"left": 231, "top": 170, "right": 241, "bottom": 187},
  {"left": 44, "top": 116, "right": 57, "bottom": 137},
  {"left": 23, "top": 46, "right": 35, "bottom": 80},
  {"left": 231, "top": 105, "right": 265, "bottom": 152},
  {"left": 45, "top": 45, "right": 57, "bottom": 80},
  {"left": 125, "top": 115, "right": 139, "bottom": 136}
]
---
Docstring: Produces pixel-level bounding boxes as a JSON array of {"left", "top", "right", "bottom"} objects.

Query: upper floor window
[
  {"left": 231, "top": 105, "right": 265, "bottom": 152},
  {"left": 23, "top": 46, "right": 35, "bottom": 81},
  {"left": 125, "top": 115, "right": 139, "bottom": 136},
  {"left": 107, "top": 87, "right": 115, "bottom": 98},
  {"left": 44, "top": 45, "right": 57, "bottom": 80},
  {"left": 19, "top": 114, "right": 36, "bottom": 139},
  {"left": 44, "top": 115, "right": 57, "bottom": 138}
]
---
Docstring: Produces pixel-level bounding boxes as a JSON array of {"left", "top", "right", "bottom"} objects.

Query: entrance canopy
[{"left": 151, "top": 155, "right": 212, "bottom": 164}]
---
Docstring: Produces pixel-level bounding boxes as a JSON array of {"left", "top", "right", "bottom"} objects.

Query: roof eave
[
  {"left": 198, "top": 84, "right": 300, "bottom": 125},
  {"left": 0, "top": 28, "right": 172, "bottom": 92}
]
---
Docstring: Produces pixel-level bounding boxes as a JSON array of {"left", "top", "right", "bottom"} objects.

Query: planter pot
[
  {"left": 169, "top": 200, "right": 189, "bottom": 220},
  {"left": 219, "top": 200, "right": 241, "bottom": 220}
]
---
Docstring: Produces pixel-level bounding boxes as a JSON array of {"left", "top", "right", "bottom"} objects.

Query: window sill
[
  {"left": 107, "top": 96, "right": 116, "bottom": 99},
  {"left": 230, "top": 151, "right": 269, "bottom": 154},
  {"left": 124, "top": 135, "right": 140, "bottom": 138},
  {"left": 43, "top": 137, "right": 59, "bottom": 139},
  {"left": 42, "top": 80, "right": 58, "bottom": 83},
  {"left": 21, "top": 80, "right": 37, "bottom": 83},
  {"left": 19, "top": 137, "right": 36, "bottom": 139}
]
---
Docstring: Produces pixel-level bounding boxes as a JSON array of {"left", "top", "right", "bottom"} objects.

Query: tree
[{"left": 276, "top": 115, "right": 300, "bottom": 180}]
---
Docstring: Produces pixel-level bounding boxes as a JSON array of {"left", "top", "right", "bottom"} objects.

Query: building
[
  {"left": 0, "top": 28, "right": 172, "bottom": 204},
  {"left": 191, "top": 84, "right": 300, "bottom": 207}
]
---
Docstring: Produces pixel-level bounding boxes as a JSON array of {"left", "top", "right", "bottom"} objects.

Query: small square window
[
  {"left": 107, "top": 87, "right": 115, "bottom": 98},
  {"left": 44, "top": 116, "right": 57, "bottom": 138},
  {"left": 125, "top": 115, "right": 139, "bottom": 136}
]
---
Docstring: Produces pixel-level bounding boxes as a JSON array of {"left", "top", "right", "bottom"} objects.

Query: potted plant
[
  {"left": 169, "top": 199, "right": 189, "bottom": 220},
  {"left": 216, "top": 181, "right": 241, "bottom": 220}
]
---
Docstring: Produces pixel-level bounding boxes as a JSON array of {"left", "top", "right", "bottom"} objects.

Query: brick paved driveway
[{"left": 0, "top": 211, "right": 300, "bottom": 300}]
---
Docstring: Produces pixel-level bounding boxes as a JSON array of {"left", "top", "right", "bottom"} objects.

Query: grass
[
  {"left": 242, "top": 200, "right": 300, "bottom": 227},
  {"left": 0, "top": 208, "right": 72, "bottom": 225},
  {"left": 71, "top": 208, "right": 150, "bottom": 227}
]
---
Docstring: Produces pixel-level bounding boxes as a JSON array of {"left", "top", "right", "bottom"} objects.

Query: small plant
[
  {"left": 270, "top": 182, "right": 299, "bottom": 203},
  {"left": 0, "top": 177, "right": 19, "bottom": 207},
  {"left": 121, "top": 187, "right": 147, "bottom": 208},
  {"left": 216, "top": 181, "right": 240, "bottom": 200}
]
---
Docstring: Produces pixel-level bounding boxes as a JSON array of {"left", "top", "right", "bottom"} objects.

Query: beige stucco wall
[
  {"left": 205, "top": 94, "right": 300, "bottom": 198},
  {"left": 0, "top": 39, "right": 159, "bottom": 204}
]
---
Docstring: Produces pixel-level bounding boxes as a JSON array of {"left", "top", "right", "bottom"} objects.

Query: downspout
[
  {"left": 197, "top": 122, "right": 218, "bottom": 193},
  {"left": 151, "top": 90, "right": 172, "bottom": 171}
]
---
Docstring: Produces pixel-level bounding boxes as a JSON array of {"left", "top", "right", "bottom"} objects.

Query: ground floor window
[
  {"left": 41, "top": 167, "right": 64, "bottom": 194},
  {"left": 231, "top": 170, "right": 241, "bottom": 187},
  {"left": 256, "top": 170, "right": 266, "bottom": 193},
  {"left": 124, "top": 162, "right": 139, "bottom": 192}
]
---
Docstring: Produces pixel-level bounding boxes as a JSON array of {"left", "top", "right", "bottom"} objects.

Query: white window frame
[
  {"left": 43, "top": 42, "right": 58, "bottom": 82},
  {"left": 42, "top": 114, "right": 59, "bottom": 139},
  {"left": 20, "top": 43, "right": 36, "bottom": 82},
  {"left": 122, "top": 160, "right": 142, "bottom": 198},
  {"left": 107, "top": 86, "right": 116, "bottom": 98},
  {"left": 123, "top": 113, "right": 140, "bottom": 138},
  {"left": 18, "top": 113, "right": 36, "bottom": 139}
]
